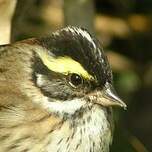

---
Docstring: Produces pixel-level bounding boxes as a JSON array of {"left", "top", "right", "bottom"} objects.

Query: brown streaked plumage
[{"left": 0, "top": 26, "right": 126, "bottom": 152}]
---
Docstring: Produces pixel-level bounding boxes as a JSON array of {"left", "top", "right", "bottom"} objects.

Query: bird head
[{"left": 25, "top": 26, "right": 126, "bottom": 116}]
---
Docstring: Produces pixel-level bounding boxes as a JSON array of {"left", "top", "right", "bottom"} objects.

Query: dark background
[{"left": 11, "top": 0, "right": 152, "bottom": 151}]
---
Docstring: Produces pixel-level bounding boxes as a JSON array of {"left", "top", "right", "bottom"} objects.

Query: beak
[
  {"left": 91, "top": 82, "right": 127, "bottom": 109},
  {"left": 102, "top": 83, "right": 127, "bottom": 109}
]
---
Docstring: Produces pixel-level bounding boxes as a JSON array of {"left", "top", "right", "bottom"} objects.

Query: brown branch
[{"left": 0, "top": 0, "right": 17, "bottom": 44}]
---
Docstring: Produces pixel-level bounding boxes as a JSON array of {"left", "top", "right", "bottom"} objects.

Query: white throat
[{"left": 40, "top": 97, "right": 87, "bottom": 116}]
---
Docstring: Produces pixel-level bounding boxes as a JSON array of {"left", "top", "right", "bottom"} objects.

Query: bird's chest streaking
[{"left": 45, "top": 106, "right": 112, "bottom": 152}]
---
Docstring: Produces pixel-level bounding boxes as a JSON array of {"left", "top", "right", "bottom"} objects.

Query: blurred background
[{"left": 0, "top": 0, "right": 152, "bottom": 151}]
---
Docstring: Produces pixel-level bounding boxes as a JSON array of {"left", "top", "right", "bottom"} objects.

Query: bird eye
[{"left": 68, "top": 73, "right": 83, "bottom": 88}]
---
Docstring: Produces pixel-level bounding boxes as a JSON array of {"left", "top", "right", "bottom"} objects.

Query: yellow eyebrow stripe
[{"left": 36, "top": 50, "right": 94, "bottom": 80}]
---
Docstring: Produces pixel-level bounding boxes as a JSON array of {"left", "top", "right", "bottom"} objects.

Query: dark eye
[{"left": 68, "top": 73, "right": 83, "bottom": 88}]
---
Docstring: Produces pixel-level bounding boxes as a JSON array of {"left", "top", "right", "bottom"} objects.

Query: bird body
[{"left": 0, "top": 27, "right": 126, "bottom": 152}]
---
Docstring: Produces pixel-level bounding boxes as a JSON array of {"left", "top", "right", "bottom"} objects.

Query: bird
[{"left": 0, "top": 26, "right": 126, "bottom": 152}]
